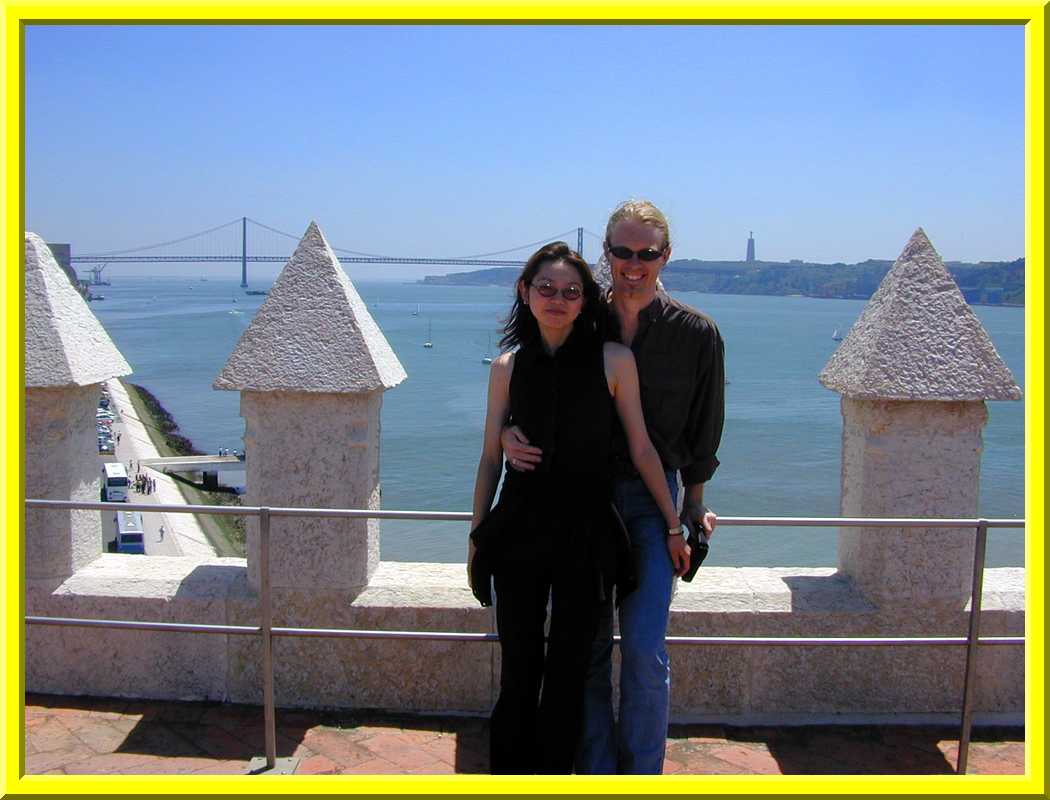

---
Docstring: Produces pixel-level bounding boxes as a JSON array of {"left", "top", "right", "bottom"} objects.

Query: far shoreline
[{"left": 408, "top": 281, "right": 1025, "bottom": 308}]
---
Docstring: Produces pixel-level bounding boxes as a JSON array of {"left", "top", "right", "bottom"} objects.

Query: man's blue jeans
[{"left": 577, "top": 471, "right": 678, "bottom": 774}]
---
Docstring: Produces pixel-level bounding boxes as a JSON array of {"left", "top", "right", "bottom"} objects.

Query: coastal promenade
[
  {"left": 25, "top": 693, "right": 1024, "bottom": 776},
  {"left": 105, "top": 378, "right": 217, "bottom": 558}
]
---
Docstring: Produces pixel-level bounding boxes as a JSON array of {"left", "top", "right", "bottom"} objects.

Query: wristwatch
[{"left": 666, "top": 524, "right": 685, "bottom": 537}]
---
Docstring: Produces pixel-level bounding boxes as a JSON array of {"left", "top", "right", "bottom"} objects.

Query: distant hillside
[{"left": 420, "top": 257, "right": 1024, "bottom": 305}]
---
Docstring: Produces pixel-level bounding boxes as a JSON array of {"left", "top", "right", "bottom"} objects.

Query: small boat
[
  {"left": 423, "top": 321, "right": 433, "bottom": 349},
  {"left": 832, "top": 328, "right": 842, "bottom": 341},
  {"left": 482, "top": 333, "right": 494, "bottom": 364},
  {"left": 412, "top": 304, "right": 421, "bottom": 316}
]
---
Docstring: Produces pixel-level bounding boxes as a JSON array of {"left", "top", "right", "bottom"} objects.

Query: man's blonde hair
[{"left": 605, "top": 199, "right": 671, "bottom": 249}]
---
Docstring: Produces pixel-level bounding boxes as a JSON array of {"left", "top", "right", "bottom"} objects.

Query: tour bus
[
  {"left": 114, "top": 509, "right": 145, "bottom": 555},
  {"left": 101, "top": 462, "right": 129, "bottom": 502}
]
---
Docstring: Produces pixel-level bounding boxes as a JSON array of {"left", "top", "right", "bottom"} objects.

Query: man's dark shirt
[{"left": 605, "top": 291, "right": 725, "bottom": 486}]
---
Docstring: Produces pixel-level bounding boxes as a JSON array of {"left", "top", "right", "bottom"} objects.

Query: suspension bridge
[{"left": 69, "top": 217, "right": 607, "bottom": 287}]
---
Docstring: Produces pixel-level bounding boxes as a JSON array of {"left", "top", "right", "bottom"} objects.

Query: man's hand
[
  {"left": 666, "top": 533, "right": 691, "bottom": 577},
  {"left": 501, "top": 425, "right": 542, "bottom": 472},
  {"left": 682, "top": 502, "right": 717, "bottom": 540}
]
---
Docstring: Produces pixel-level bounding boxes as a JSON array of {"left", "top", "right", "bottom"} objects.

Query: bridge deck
[{"left": 139, "top": 455, "right": 245, "bottom": 473}]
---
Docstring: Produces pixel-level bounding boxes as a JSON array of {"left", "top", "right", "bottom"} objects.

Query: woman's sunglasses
[
  {"left": 606, "top": 242, "right": 667, "bottom": 262},
  {"left": 530, "top": 281, "right": 583, "bottom": 301}
]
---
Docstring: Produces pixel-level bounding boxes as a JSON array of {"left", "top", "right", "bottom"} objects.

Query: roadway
[{"left": 98, "top": 379, "right": 218, "bottom": 558}]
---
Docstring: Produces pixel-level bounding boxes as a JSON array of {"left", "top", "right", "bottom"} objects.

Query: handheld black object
[
  {"left": 469, "top": 536, "right": 494, "bottom": 607},
  {"left": 680, "top": 520, "right": 709, "bottom": 583}
]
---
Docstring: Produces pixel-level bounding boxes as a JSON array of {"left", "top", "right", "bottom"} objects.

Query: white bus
[
  {"left": 101, "top": 462, "right": 129, "bottom": 502},
  {"left": 114, "top": 509, "right": 145, "bottom": 554}
]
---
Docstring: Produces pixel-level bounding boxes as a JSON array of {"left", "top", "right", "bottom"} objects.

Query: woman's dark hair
[{"left": 499, "top": 241, "right": 603, "bottom": 351}]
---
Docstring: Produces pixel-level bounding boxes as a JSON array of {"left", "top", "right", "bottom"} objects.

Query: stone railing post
[
  {"left": 24, "top": 232, "right": 132, "bottom": 592},
  {"left": 819, "top": 228, "right": 1021, "bottom": 608},
  {"left": 214, "top": 222, "right": 406, "bottom": 594}
]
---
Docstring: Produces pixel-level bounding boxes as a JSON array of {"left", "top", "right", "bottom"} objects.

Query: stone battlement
[{"left": 24, "top": 225, "right": 1024, "bottom": 720}]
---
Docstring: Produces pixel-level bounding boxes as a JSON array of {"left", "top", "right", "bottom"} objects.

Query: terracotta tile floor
[{"left": 24, "top": 693, "right": 1025, "bottom": 776}]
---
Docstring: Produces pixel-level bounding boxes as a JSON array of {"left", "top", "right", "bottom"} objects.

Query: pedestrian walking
[{"left": 158, "top": 525, "right": 164, "bottom": 541}]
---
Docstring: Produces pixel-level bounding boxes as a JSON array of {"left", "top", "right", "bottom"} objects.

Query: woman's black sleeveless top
[
  {"left": 484, "top": 329, "right": 634, "bottom": 601},
  {"left": 503, "top": 329, "right": 613, "bottom": 501}
]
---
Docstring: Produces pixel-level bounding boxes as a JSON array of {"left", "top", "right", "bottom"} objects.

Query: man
[{"left": 502, "top": 199, "right": 724, "bottom": 773}]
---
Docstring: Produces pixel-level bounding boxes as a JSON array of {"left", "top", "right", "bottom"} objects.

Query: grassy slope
[{"left": 121, "top": 380, "right": 245, "bottom": 557}]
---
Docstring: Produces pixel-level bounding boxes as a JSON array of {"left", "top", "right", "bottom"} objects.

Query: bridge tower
[
  {"left": 240, "top": 217, "right": 248, "bottom": 287},
  {"left": 577, "top": 227, "right": 584, "bottom": 259}
]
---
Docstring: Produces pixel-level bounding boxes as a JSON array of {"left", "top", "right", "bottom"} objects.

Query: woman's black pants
[{"left": 490, "top": 563, "right": 601, "bottom": 774}]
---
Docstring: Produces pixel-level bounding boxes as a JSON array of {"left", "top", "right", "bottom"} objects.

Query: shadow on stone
[{"left": 779, "top": 573, "right": 875, "bottom": 613}]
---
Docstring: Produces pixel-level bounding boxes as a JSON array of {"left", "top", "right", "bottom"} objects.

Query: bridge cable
[
  {"left": 447, "top": 230, "right": 581, "bottom": 260},
  {"left": 79, "top": 217, "right": 245, "bottom": 257},
  {"left": 246, "top": 218, "right": 394, "bottom": 259},
  {"left": 248, "top": 217, "right": 581, "bottom": 262}
]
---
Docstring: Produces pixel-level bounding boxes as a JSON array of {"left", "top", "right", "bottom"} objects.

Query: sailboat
[
  {"left": 831, "top": 328, "right": 842, "bottom": 341},
  {"left": 482, "top": 333, "right": 494, "bottom": 364},
  {"left": 423, "top": 321, "right": 433, "bottom": 349},
  {"left": 412, "top": 304, "right": 421, "bottom": 317}
]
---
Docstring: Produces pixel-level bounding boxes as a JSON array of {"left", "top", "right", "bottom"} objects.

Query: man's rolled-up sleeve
[{"left": 680, "top": 323, "right": 725, "bottom": 486}]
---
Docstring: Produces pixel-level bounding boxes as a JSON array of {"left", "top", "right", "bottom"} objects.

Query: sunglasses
[
  {"left": 530, "top": 281, "right": 583, "bottom": 301},
  {"left": 606, "top": 243, "right": 667, "bottom": 262}
]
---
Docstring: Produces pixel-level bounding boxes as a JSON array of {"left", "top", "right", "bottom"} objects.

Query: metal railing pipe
[
  {"left": 24, "top": 619, "right": 1022, "bottom": 650},
  {"left": 22, "top": 499, "right": 1027, "bottom": 529},
  {"left": 259, "top": 507, "right": 277, "bottom": 770},
  {"left": 957, "top": 520, "right": 990, "bottom": 774},
  {"left": 24, "top": 617, "right": 259, "bottom": 635}
]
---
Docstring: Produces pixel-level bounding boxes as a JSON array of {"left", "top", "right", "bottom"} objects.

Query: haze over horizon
[{"left": 26, "top": 25, "right": 1023, "bottom": 282}]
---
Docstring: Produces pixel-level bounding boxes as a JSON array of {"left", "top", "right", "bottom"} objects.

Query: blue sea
[{"left": 88, "top": 277, "right": 1026, "bottom": 567}]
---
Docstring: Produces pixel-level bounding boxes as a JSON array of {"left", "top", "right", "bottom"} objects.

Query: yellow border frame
[{"left": 1, "top": 3, "right": 1044, "bottom": 796}]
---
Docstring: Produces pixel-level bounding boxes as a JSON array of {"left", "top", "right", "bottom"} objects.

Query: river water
[{"left": 87, "top": 276, "right": 1026, "bottom": 567}]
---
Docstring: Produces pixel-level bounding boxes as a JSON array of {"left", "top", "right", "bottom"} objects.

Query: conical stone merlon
[{"left": 214, "top": 222, "right": 406, "bottom": 393}]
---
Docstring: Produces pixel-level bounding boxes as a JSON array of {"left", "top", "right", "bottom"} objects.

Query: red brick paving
[{"left": 23, "top": 693, "right": 1025, "bottom": 776}]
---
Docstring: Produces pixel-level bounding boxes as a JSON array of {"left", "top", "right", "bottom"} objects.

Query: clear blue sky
[{"left": 25, "top": 24, "right": 1024, "bottom": 281}]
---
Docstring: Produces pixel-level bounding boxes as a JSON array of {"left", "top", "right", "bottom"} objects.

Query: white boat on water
[
  {"left": 423, "top": 321, "right": 433, "bottom": 349},
  {"left": 482, "top": 333, "right": 494, "bottom": 364},
  {"left": 832, "top": 328, "right": 842, "bottom": 341},
  {"left": 412, "top": 304, "right": 421, "bottom": 316}
]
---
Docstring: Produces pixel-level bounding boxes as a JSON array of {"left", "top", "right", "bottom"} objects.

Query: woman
[{"left": 468, "top": 241, "right": 683, "bottom": 774}]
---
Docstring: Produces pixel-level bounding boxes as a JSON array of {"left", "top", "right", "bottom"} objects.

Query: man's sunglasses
[
  {"left": 606, "top": 243, "right": 667, "bottom": 262},
  {"left": 530, "top": 281, "right": 583, "bottom": 301}
]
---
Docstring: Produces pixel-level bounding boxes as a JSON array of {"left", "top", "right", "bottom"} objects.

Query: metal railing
[{"left": 25, "top": 498, "right": 1025, "bottom": 775}]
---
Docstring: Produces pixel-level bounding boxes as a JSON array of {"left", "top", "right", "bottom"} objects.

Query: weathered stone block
[
  {"left": 26, "top": 385, "right": 108, "bottom": 590},
  {"left": 838, "top": 397, "right": 988, "bottom": 608},
  {"left": 241, "top": 391, "right": 383, "bottom": 593}
]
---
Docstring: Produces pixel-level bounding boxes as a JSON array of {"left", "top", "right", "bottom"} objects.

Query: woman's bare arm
[
  {"left": 468, "top": 352, "right": 514, "bottom": 583},
  {"left": 604, "top": 342, "right": 691, "bottom": 575}
]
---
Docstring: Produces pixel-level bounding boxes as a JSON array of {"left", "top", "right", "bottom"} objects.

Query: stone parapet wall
[{"left": 26, "top": 556, "right": 1024, "bottom": 718}]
